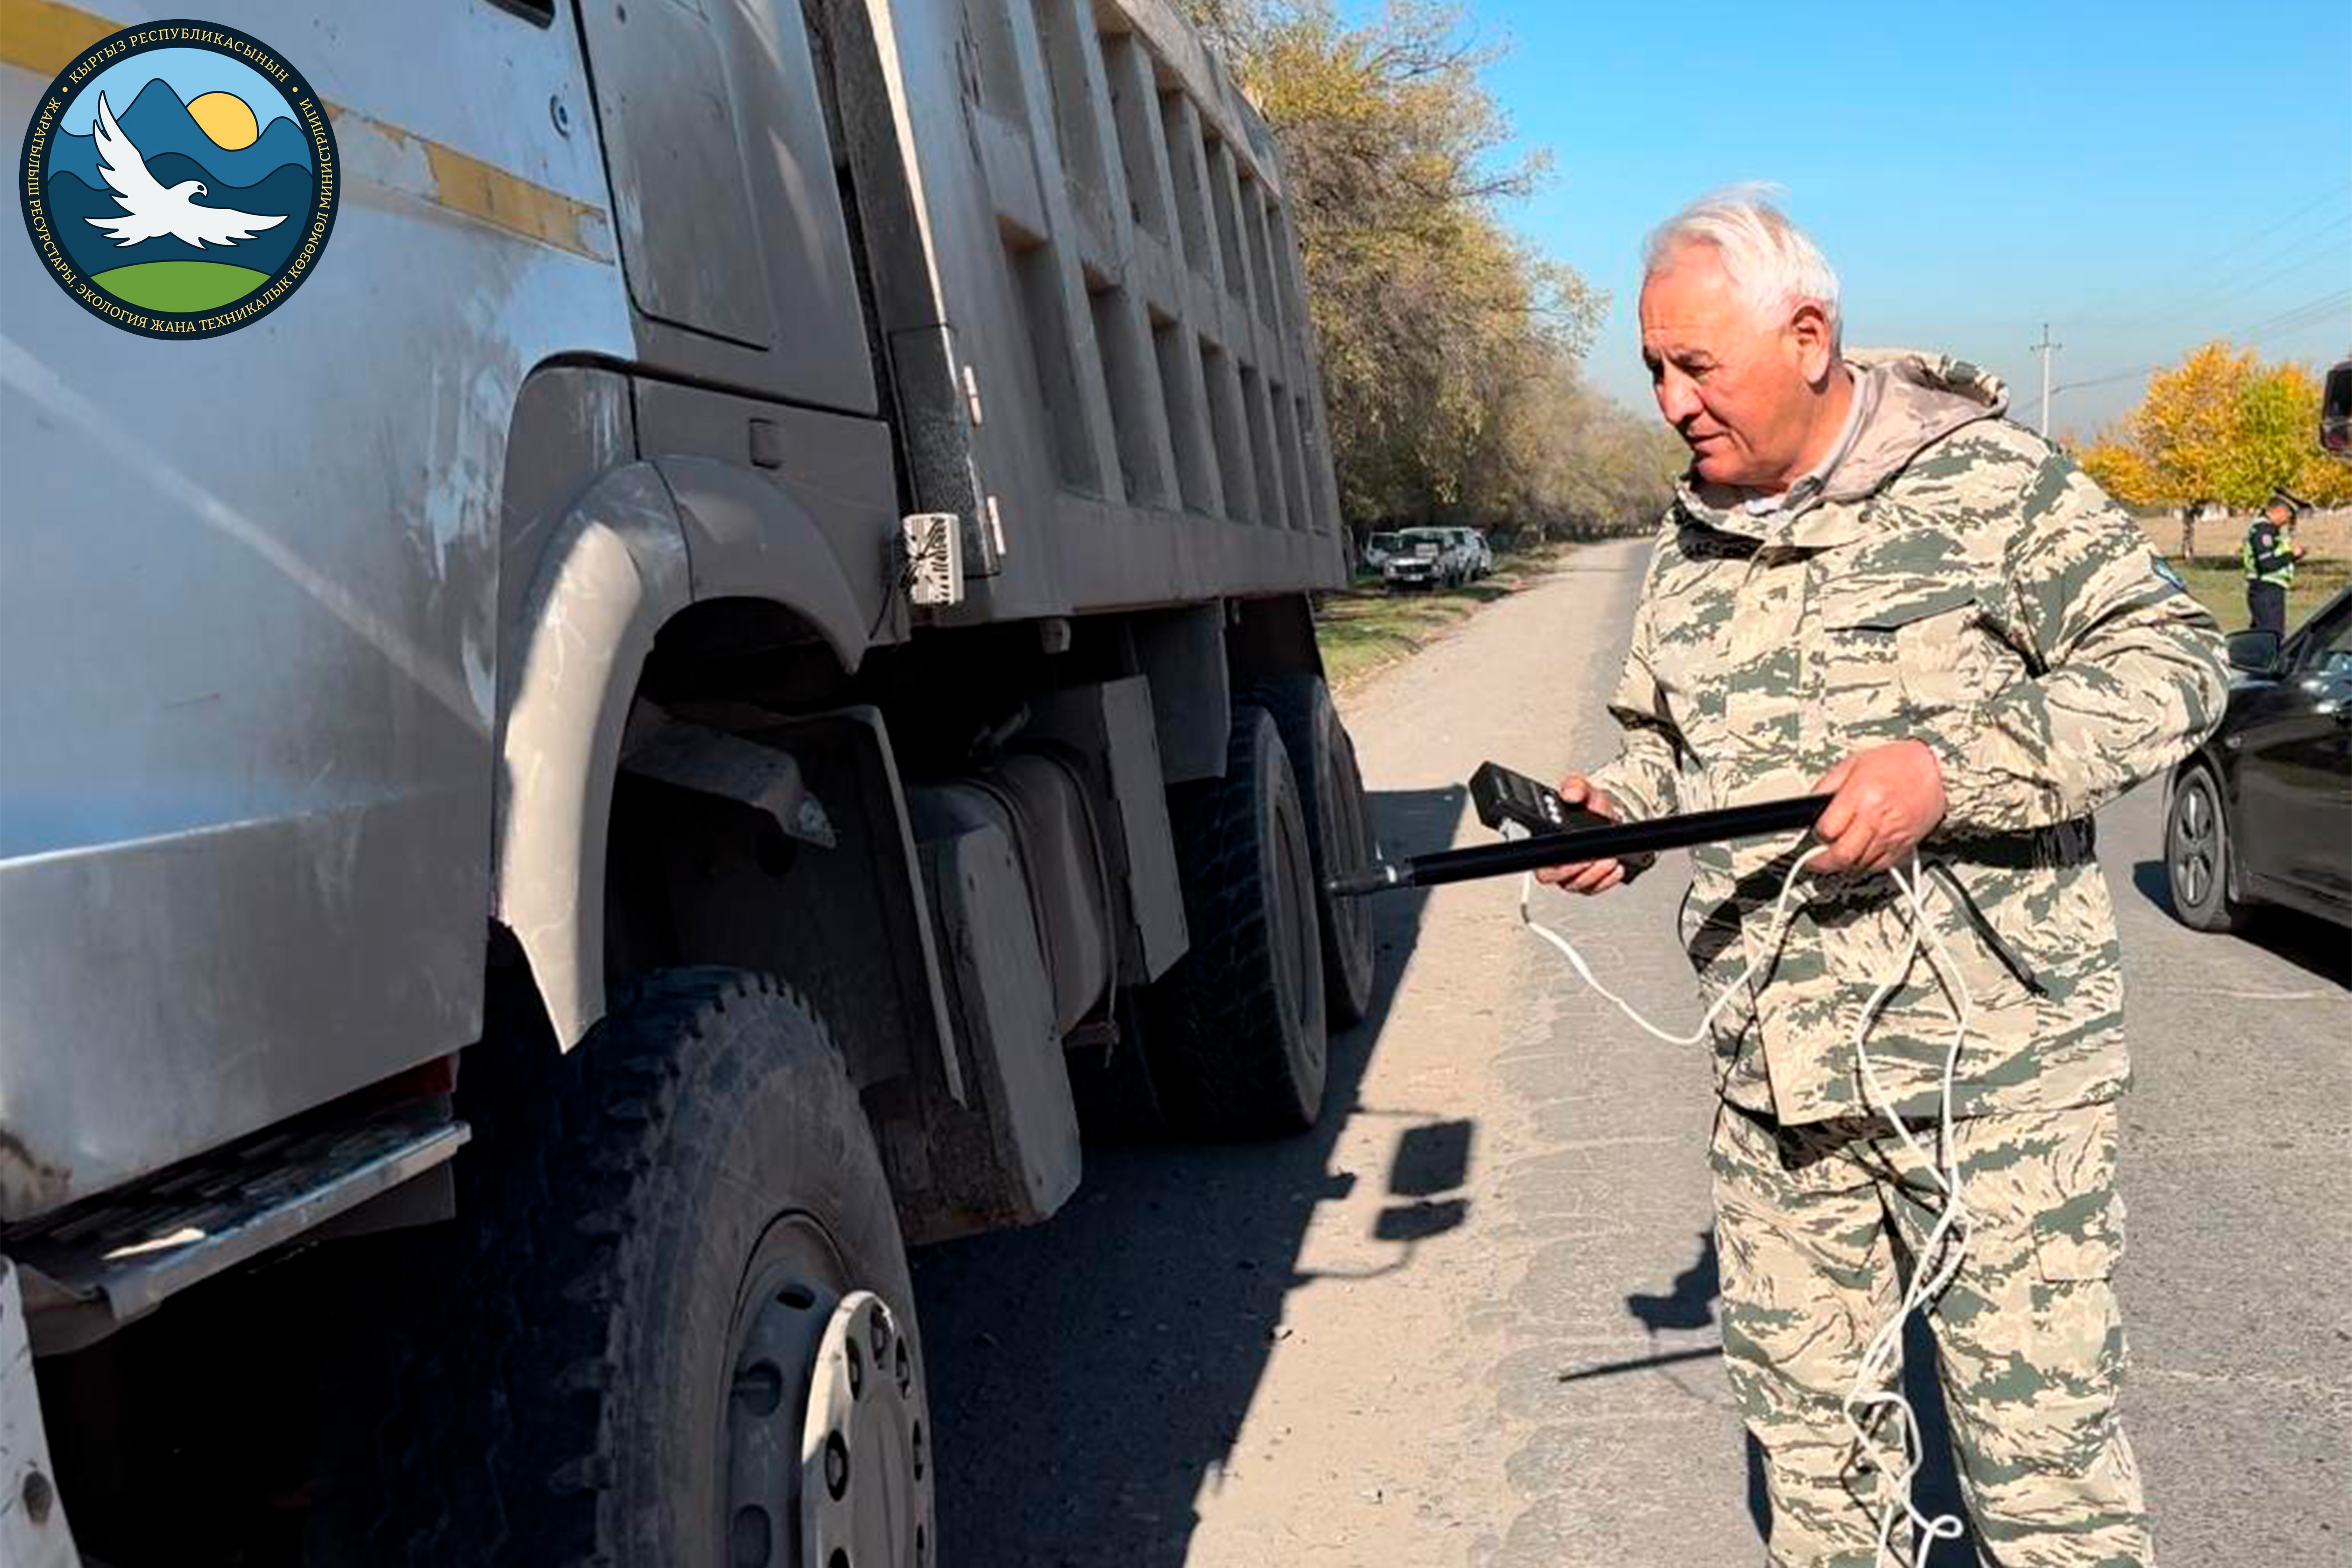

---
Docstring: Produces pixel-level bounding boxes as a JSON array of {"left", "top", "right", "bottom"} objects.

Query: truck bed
[{"left": 848, "top": 0, "right": 1350, "bottom": 622}]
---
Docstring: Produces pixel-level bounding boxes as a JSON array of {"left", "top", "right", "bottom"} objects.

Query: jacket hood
[{"left": 1821, "top": 350, "right": 2009, "bottom": 503}]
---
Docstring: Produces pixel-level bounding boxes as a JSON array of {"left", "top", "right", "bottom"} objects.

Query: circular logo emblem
[{"left": 18, "top": 20, "right": 338, "bottom": 339}]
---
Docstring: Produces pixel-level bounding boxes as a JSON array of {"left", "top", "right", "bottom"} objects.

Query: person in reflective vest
[{"left": 2241, "top": 490, "right": 2307, "bottom": 637}]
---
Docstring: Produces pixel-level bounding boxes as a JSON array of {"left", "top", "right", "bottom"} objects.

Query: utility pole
[{"left": 2031, "top": 323, "right": 2062, "bottom": 439}]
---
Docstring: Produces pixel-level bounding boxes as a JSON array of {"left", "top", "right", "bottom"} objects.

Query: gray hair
[{"left": 1644, "top": 186, "right": 1842, "bottom": 336}]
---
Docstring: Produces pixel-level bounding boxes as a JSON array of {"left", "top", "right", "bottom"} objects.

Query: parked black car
[{"left": 2164, "top": 586, "right": 2352, "bottom": 931}]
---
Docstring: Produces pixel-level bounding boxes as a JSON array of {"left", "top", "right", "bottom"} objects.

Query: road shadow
[
  {"left": 915, "top": 785, "right": 1470, "bottom": 1567},
  {"left": 1630, "top": 1229, "right": 1720, "bottom": 1332},
  {"left": 2129, "top": 859, "right": 2351, "bottom": 988},
  {"left": 1557, "top": 1229, "right": 1975, "bottom": 1563}
]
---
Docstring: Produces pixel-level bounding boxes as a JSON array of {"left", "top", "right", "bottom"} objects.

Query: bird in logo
[{"left": 82, "top": 89, "right": 287, "bottom": 248}]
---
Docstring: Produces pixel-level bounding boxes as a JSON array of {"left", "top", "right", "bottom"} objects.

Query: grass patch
[
  {"left": 1316, "top": 545, "right": 1569, "bottom": 687},
  {"left": 92, "top": 259, "right": 270, "bottom": 313},
  {"left": 2172, "top": 556, "right": 2350, "bottom": 634}
]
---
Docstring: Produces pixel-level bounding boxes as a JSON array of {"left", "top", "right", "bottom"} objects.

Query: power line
[
  {"left": 2042, "top": 294, "right": 2352, "bottom": 409},
  {"left": 2237, "top": 285, "right": 2352, "bottom": 339},
  {"left": 2194, "top": 212, "right": 2352, "bottom": 311},
  {"left": 2050, "top": 362, "right": 2165, "bottom": 396},
  {"left": 2047, "top": 285, "right": 2352, "bottom": 399},
  {"left": 2180, "top": 188, "right": 2350, "bottom": 277},
  {"left": 2066, "top": 192, "right": 2352, "bottom": 334}
]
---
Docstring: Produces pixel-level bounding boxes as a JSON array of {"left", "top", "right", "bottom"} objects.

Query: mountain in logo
[
  {"left": 45, "top": 77, "right": 311, "bottom": 192},
  {"left": 46, "top": 156, "right": 313, "bottom": 280}
]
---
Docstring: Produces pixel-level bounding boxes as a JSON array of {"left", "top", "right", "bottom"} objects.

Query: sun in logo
[
  {"left": 17, "top": 22, "right": 339, "bottom": 338},
  {"left": 186, "top": 91, "right": 261, "bottom": 150}
]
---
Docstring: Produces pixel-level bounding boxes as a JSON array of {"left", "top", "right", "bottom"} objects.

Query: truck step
[{"left": 6, "top": 1100, "right": 467, "bottom": 1354}]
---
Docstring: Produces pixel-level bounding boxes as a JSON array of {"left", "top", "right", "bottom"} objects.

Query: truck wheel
[
  {"left": 1150, "top": 707, "right": 1329, "bottom": 1136},
  {"left": 1244, "top": 674, "right": 1378, "bottom": 1026},
  {"left": 353, "top": 970, "right": 932, "bottom": 1568}
]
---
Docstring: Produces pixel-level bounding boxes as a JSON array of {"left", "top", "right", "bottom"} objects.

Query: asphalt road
[{"left": 915, "top": 539, "right": 2352, "bottom": 1567}]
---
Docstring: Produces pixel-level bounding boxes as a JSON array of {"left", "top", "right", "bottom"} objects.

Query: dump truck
[{"left": 0, "top": 0, "right": 1376, "bottom": 1562}]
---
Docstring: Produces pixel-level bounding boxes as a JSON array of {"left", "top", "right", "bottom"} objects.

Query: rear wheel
[
  {"left": 344, "top": 969, "right": 932, "bottom": 1567},
  {"left": 2166, "top": 765, "right": 2245, "bottom": 932},
  {"left": 1245, "top": 673, "right": 1377, "bottom": 1026},
  {"left": 1149, "top": 707, "right": 1329, "bottom": 1137}
]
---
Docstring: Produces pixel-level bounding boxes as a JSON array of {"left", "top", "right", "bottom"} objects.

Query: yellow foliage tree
[
  {"left": 2086, "top": 341, "right": 2352, "bottom": 514},
  {"left": 2234, "top": 361, "right": 2352, "bottom": 507},
  {"left": 2076, "top": 434, "right": 2161, "bottom": 506},
  {"left": 2133, "top": 341, "right": 2258, "bottom": 506}
]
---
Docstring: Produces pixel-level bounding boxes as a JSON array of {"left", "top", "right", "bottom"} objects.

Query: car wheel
[{"left": 2166, "top": 765, "right": 2246, "bottom": 932}]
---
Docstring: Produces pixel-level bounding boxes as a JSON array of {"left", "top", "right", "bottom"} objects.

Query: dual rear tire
[
  {"left": 1247, "top": 673, "right": 1377, "bottom": 1029},
  {"left": 1140, "top": 676, "right": 1377, "bottom": 1139}
]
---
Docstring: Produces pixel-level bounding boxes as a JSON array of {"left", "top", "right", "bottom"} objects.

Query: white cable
[
  {"left": 1517, "top": 838, "right": 1976, "bottom": 1566},
  {"left": 1513, "top": 844, "right": 1819, "bottom": 1047}
]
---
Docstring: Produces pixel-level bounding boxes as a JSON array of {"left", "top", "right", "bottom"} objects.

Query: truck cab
[{"left": 0, "top": 2, "right": 1376, "bottom": 1562}]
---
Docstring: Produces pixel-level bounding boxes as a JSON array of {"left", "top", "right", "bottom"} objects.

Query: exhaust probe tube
[{"left": 1328, "top": 795, "right": 1835, "bottom": 898}]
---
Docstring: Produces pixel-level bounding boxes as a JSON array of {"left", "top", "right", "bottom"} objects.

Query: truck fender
[
  {"left": 494, "top": 462, "right": 691, "bottom": 1049},
  {"left": 653, "top": 454, "right": 879, "bottom": 667}
]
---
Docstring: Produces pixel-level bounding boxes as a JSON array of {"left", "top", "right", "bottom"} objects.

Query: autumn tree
[
  {"left": 1476, "top": 350, "right": 1686, "bottom": 538},
  {"left": 2078, "top": 341, "right": 2352, "bottom": 523},
  {"left": 1192, "top": 0, "right": 1637, "bottom": 531},
  {"left": 2228, "top": 361, "right": 2346, "bottom": 505}
]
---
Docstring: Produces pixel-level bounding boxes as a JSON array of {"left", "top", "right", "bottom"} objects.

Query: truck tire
[
  {"left": 1149, "top": 706, "right": 1329, "bottom": 1136},
  {"left": 345, "top": 969, "right": 933, "bottom": 1568},
  {"left": 1243, "top": 673, "right": 1378, "bottom": 1027}
]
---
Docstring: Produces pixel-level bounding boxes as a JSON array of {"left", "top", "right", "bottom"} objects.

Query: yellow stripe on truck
[
  {"left": 1, "top": 0, "right": 106, "bottom": 76},
  {"left": 3, "top": 0, "right": 615, "bottom": 262}
]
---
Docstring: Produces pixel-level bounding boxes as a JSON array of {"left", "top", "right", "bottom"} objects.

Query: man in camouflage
[{"left": 1541, "top": 194, "right": 2227, "bottom": 1566}]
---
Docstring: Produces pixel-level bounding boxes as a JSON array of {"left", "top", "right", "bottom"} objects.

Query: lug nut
[
  {"left": 824, "top": 1430, "right": 849, "bottom": 1500},
  {"left": 22, "top": 1470, "right": 54, "bottom": 1526}
]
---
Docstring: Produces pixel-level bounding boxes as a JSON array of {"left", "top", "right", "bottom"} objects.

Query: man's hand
[
  {"left": 1532, "top": 775, "right": 1626, "bottom": 894},
  {"left": 1808, "top": 740, "right": 1947, "bottom": 874}
]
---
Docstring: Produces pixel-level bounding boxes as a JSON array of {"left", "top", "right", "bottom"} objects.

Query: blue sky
[
  {"left": 63, "top": 48, "right": 296, "bottom": 137},
  {"left": 1375, "top": 0, "right": 2352, "bottom": 436}
]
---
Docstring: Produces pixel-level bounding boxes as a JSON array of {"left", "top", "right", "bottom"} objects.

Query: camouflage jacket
[{"left": 1588, "top": 353, "right": 2229, "bottom": 1125}]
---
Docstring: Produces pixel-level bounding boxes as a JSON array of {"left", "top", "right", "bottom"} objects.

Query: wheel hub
[
  {"left": 2173, "top": 784, "right": 2214, "bottom": 905},
  {"left": 729, "top": 1267, "right": 930, "bottom": 1568},
  {"left": 804, "top": 1292, "right": 928, "bottom": 1568}
]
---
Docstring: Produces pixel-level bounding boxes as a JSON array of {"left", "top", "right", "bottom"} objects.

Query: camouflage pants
[{"left": 1711, "top": 1098, "right": 2150, "bottom": 1566}]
